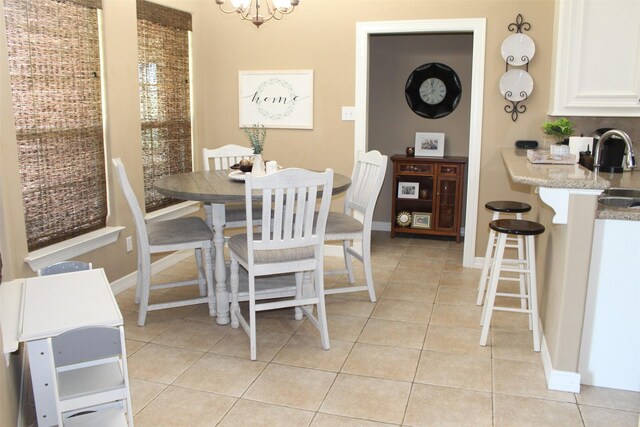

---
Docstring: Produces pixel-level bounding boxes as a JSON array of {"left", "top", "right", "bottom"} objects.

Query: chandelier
[{"left": 215, "top": 0, "right": 300, "bottom": 28}]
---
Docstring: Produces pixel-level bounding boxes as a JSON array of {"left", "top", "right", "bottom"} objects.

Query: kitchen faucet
[{"left": 593, "top": 129, "right": 636, "bottom": 171}]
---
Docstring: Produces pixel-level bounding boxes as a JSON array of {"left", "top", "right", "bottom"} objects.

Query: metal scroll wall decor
[{"left": 500, "top": 14, "right": 535, "bottom": 121}]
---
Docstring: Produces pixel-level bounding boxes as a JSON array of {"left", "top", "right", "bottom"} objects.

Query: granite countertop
[{"left": 501, "top": 148, "right": 640, "bottom": 221}]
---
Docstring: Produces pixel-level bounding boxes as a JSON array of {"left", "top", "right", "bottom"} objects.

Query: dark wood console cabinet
[{"left": 390, "top": 155, "right": 466, "bottom": 242}]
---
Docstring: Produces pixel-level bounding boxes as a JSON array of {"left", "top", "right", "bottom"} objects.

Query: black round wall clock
[{"left": 405, "top": 62, "right": 462, "bottom": 119}]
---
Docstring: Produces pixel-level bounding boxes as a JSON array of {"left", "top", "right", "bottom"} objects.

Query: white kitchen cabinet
[{"left": 550, "top": 0, "right": 640, "bottom": 116}]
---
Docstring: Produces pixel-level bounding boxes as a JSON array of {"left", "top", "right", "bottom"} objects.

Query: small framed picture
[
  {"left": 412, "top": 212, "right": 432, "bottom": 229},
  {"left": 398, "top": 182, "right": 419, "bottom": 199},
  {"left": 415, "top": 132, "right": 445, "bottom": 157}
]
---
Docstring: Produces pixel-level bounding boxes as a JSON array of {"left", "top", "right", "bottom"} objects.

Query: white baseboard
[
  {"left": 372, "top": 221, "right": 390, "bottom": 232},
  {"left": 473, "top": 256, "right": 484, "bottom": 269},
  {"left": 540, "top": 319, "right": 581, "bottom": 393},
  {"left": 109, "top": 250, "right": 194, "bottom": 294},
  {"left": 372, "top": 221, "right": 466, "bottom": 236},
  {"left": 109, "top": 243, "right": 354, "bottom": 294}
]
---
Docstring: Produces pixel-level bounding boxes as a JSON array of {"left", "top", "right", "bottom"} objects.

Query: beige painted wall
[
  {"left": 0, "top": 0, "right": 560, "bottom": 423},
  {"left": 0, "top": 0, "right": 559, "bottom": 280},
  {"left": 534, "top": 193, "right": 600, "bottom": 372}
]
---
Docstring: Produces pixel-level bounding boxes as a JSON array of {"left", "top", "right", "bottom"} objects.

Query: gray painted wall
[{"left": 367, "top": 33, "right": 473, "bottom": 225}]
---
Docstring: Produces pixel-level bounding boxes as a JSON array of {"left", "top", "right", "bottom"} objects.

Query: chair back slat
[
  {"left": 38, "top": 261, "right": 92, "bottom": 277},
  {"left": 247, "top": 168, "right": 333, "bottom": 255},
  {"left": 344, "top": 151, "right": 388, "bottom": 219},
  {"left": 203, "top": 145, "right": 254, "bottom": 171},
  {"left": 112, "top": 158, "right": 150, "bottom": 248}
]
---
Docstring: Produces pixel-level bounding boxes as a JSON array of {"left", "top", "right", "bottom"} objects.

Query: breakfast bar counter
[
  {"left": 500, "top": 148, "right": 640, "bottom": 393},
  {"left": 501, "top": 148, "right": 640, "bottom": 220},
  {"left": 500, "top": 149, "right": 602, "bottom": 393},
  {"left": 500, "top": 148, "right": 609, "bottom": 190}
]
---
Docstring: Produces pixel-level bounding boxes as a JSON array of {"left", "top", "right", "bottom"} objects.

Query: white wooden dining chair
[
  {"left": 49, "top": 325, "right": 133, "bottom": 426},
  {"left": 37, "top": 261, "right": 93, "bottom": 277},
  {"left": 228, "top": 168, "right": 334, "bottom": 360},
  {"left": 112, "top": 158, "right": 215, "bottom": 326},
  {"left": 324, "top": 150, "right": 388, "bottom": 302},
  {"left": 202, "top": 145, "right": 261, "bottom": 229}
]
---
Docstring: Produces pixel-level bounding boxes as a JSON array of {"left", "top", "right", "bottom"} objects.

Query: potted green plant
[
  {"left": 542, "top": 117, "right": 575, "bottom": 145},
  {"left": 242, "top": 124, "right": 267, "bottom": 175}
]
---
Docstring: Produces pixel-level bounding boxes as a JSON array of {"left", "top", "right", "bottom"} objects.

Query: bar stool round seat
[
  {"left": 480, "top": 218, "right": 545, "bottom": 352},
  {"left": 489, "top": 219, "right": 545, "bottom": 236},
  {"left": 485, "top": 201, "right": 532, "bottom": 213},
  {"left": 477, "top": 201, "right": 532, "bottom": 307}
]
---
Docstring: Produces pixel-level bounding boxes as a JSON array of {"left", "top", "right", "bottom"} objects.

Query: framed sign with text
[{"left": 239, "top": 70, "right": 314, "bottom": 129}]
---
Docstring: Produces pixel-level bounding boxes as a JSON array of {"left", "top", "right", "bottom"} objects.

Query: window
[
  {"left": 4, "top": 0, "right": 106, "bottom": 251},
  {"left": 137, "top": 0, "right": 192, "bottom": 212}
]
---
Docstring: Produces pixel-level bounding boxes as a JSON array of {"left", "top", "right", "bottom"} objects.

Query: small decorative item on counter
[
  {"left": 419, "top": 189, "right": 429, "bottom": 199},
  {"left": 549, "top": 144, "right": 570, "bottom": 158},
  {"left": 527, "top": 149, "right": 577, "bottom": 164},
  {"left": 542, "top": 117, "right": 575, "bottom": 145},
  {"left": 406, "top": 146, "right": 415, "bottom": 157},
  {"left": 579, "top": 148, "right": 594, "bottom": 171}
]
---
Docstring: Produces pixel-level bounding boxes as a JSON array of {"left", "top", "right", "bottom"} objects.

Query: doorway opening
[{"left": 354, "top": 19, "right": 486, "bottom": 268}]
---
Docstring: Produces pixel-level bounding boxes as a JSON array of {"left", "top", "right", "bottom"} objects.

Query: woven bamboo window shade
[
  {"left": 4, "top": 0, "right": 106, "bottom": 251},
  {"left": 137, "top": 0, "right": 192, "bottom": 212}
]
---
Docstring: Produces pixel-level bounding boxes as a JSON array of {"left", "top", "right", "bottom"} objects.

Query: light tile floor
[{"left": 102, "top": 232, "right": 640, "bottom": 425}]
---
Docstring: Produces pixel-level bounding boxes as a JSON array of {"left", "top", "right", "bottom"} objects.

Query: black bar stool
[
  {"left": 479, "top": 218, "right": 544, "bottom": 351},
  {"left": 476, "top": 201, "right": 532, "bottom": 306}
]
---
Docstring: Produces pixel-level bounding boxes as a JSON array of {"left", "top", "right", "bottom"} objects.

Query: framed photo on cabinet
[
  {"left": 412, "top": 212, "right": 432, "bottom": 229},
  {"left": 398, "top": 182, "right": 419, "bottom": 199},
  {"left": 415, "top": 132, "right": 445, "bottom": 157}
]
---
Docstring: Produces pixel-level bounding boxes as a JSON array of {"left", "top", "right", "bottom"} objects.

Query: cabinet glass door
[{"left": 436, "top": 178, "right": 457, "bottom": 230}]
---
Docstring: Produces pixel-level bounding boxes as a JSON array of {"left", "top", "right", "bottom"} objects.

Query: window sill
[
  {"left": 23, "top": 202, "right": 200, "bottom": 272},
  {"left": 24, "top": 226, "right": 124, "bottom": 272},
  {"left": 145, "top": 201, "right": 200, "bottom": 223}
]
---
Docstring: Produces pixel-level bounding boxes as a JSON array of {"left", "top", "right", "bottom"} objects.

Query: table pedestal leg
[{"left": 211, "top": 203, "right": 230, "bottom": 325}]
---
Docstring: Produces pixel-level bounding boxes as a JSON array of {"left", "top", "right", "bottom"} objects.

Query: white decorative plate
[
  {"left": 499, "top": 69, "right": 533, "bottom": 102},
  {"left": 501, "top": 33, "right": 535, "bottom": 66},
  {"left": 228, "top": 171, "right": 246, "bottom": 181}
]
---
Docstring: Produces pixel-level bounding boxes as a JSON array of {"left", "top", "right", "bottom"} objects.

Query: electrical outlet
[
  {"left": 341, "top": 106, "right": 355, "bottom": 121},
  {"left": 125, "top": 236, "right": 133, "bottom": 253}
]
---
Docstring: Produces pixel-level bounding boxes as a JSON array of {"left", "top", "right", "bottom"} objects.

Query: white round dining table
[{"left": 154, "top": 169, "right": 351, "bottom": 325}]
